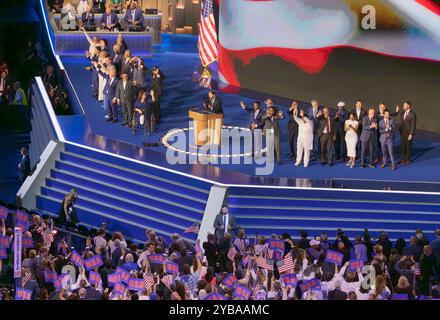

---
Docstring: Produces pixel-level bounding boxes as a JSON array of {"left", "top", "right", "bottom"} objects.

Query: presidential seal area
[{"left": 212, "top": 304, "right": 270, "bottom": 316}]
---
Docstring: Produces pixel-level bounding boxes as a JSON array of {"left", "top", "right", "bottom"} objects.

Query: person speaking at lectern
[{"left": 203, "top": 90, "right": 223, "bottom": 114}]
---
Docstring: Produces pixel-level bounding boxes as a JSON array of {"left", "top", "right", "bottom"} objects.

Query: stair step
[
  {"left": 46, "top": 171, "right": 205, "bottom": 216},
  {"left": 231, "top": 207, "right": 440, "bottom": 221},
  {"left": 64, "top": 143, "right": 212, "bottom": 191},
  {"left": 40, "top": 186, "right": 199, "bottom": 232},
  {"left": 58, "top": 151, "right": 209, "bottom": 200},
  {"left": 228, "top": 196, "right": 440, "bottom": 211},
  {"left": 36, "top": 195, "right": 197, "bottom": 242}
]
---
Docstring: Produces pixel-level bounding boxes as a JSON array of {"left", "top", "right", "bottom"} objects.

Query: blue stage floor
[{"left": 59, "top": 53, "right": 440, "bottom": 186}]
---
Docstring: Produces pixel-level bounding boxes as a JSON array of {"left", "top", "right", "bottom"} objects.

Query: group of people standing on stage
[
  {"left": 81, "top": 28, "right": 165, "bottom": 134},
  {"left": 240, "top": 98, "right": 417, "bottom": 170}
]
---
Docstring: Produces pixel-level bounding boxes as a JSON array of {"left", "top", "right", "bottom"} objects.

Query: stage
[{"left": 56, "top": 50, "right": 440, "bottom": 192}]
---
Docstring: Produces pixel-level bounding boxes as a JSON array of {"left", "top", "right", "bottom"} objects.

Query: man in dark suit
[
  {"left": 121, "top": 50, "right": 133, "bottom": 79},
  {"left": 116, "top": 71, "right": 136, "bottom": 127},
  {"left": 124, "top": 2, "right": 144, "bottom": 30},
  {"left": 263, "top": 106, "right": 284, "bottom": 164},
  {"left": 317, "top": 107, "right": 337, "bottom": 166},
  {"left": 360, "top": 108, "right": 378, "bottom": 168},
  {"left": 379, "top": 110, "right": 397, "bottom": 171},
  {"left": 396, "top": 101, "right": 416, "bottom": 165},
  {"left": 334, "top": 102, "right": 349, "bottom": 161},
  {"left": 213, "top": 205, "right": 236, "bottom": 243},
  {"left": 328, "top": 281, "right": 348, "bottom": 300},
  {"left": 287, "top": 101, "right": 299, "bottom": 160},
  {"left": 111, "top": 44, "right": 123, "bottom": 76},
  {"left": 81, "top": 6, "right": 96, "bottom": 30},
  {"left": 93, "top": 0, "right": 106, "bottom": 14},
  {"left": 419, "top": 245, "right": 440, "bottom": 296},
  {"left": 101, "top": 7, "right": 119, "bottom": 30},
  {"left": 240, "top": 100, "right": 265, "bottom": 129},
  {"left": 204, "top": 90, "right": 223, "bottom": 114},
  {"left": 150, "top": 66, "right": 165, "bottom": 121},
  {"left": 43, "top": 65, "right": 58, "bottom": 91},
  {"left": 18, "top": 147, "right": 31, "bottom": 184},
  {"left": 0, "top": 70, "right": 11, "bottom": 106},
  {"left": 352, "top": 100, "right": 366, "bottom": 156},
  {"left": 307, "top": 99, "right": 322, "bottom": 159}
]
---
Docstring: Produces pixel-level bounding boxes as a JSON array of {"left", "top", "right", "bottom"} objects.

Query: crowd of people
[
  {"left": 0, "top": 200, "right": 439, "bottom": 301},
  {"left": 50, "top": 0, "right": 148, "bottom": 32},
  {"left": 81, "top": 27, "right": 165, "bottom": 135},
  {"left": 239, "top": 98, "right": 416, "bottom": 169},
  {"left": 1, "top": 39, "right": 72, "bottom": 116}
]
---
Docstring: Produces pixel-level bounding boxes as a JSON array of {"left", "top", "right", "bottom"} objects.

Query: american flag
[
  {"left": 198, "top": 0, "right": 218, "bottom": 67},
  {"left": 227, "top": 246, "right": 237, "bottom": 261},
  {"left": 22, "top": 270, "right": 32, "bottom": 287},
  {"left": 278, "top": 252, "right": 294, "bottom": 274},
  {"left": 256, "top": 256, "right": 273, "bottom": 271},
  {"left": 161, "top": 274, "right": 174, "bottom": 291},
  {"left": 183, "top": 221, "right": 200, "bottom": 234},
  {"left": 36, "top": 220, "right": 56, "bottom": 249},
  {"left": 41, "top": 229, "right": 57, "bottom": 249},
  {"left": 143, "top": 274, "right": 155, "bottom": 290}
]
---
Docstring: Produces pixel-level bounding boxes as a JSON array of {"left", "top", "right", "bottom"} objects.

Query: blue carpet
[{"left": 60, "top": 52, "right": 440, "bottom": 183}]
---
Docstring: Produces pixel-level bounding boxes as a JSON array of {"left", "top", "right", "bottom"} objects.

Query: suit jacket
[
  {"left": 18, "top": 155, "right": 31, "bottom": 181},
  {"left": 99, "top": 71, "right": 118, "bottom": 100},
  {"left": 263, "top": 115, "right": 282, "bottom": 137},
  {"left": 116, "top": 80, "right": 136, "bottom": 105},
  {"left": 244, "top": 106, "right": 265, "bottom": 129},
  {"left": 124, "top": 8, "right": 144, "bottom": 25},
  {"left": 150, "top": 71, "right": 165, "bottom": 95},
  {"left": 111, "top": 53, "right": 123, "bottom": 75},
  {"left": 316, "top": 115, "right": 337, "bottom": 138},
  {"left": 121, "top": 58, "right": 133, "bottom": 79},
  {"left": 399, "top": 109, "right": 417, "bottom": 137},
  {"left": 213, "top": 213, "right": 236, "bottom": 240},
  {"left": 352, "top": 108, "right": 367, "bottom": 133},
  {"left": 205, "top": 97, "right": 223, "bottom": 114},
  {"left": 379, "top": 118, "right": 395, "bottom": 144},
  {"left": 335, "top": 110, "right": 349, "bottom": 133},
  {"left": 287, "top": 109, "right": 299, "bottom": 133},
  {"left": 101, "top": 12, "right": 118, "bottom": 28},
  {"left": 352, "top": 108, "right": 367, "bottom": 122},
  {"left": 81, "top": 11, "right": 95, "bottom": 26},
  {"left": 307, "top": 106, "right": 322, "bottom": 132},
  {"left": 328, "top": 289, "right": 348, "bottom": 300},
  {"left": 360, "top": 116, "right": 377, "bottom": 142}
]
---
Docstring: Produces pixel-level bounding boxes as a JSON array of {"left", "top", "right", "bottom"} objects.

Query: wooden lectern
[{"left": 189, "top": 108, "right": 223, "bottom": 146}]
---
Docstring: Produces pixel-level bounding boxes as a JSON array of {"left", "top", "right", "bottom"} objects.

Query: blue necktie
[{"left": 223, "top": 215, "right": 226, "bottom": 230}]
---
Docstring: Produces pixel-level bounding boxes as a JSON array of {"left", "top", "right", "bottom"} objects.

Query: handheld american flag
[
  {"left": 227, "top": 246, "right": 237, "bottom": 261},
  {"left": 278, "top": 252, "right": 294, "bottom": 274},
  {"left": 143, "top": 273, "right": 156, "bottom": 290},
  {"left": 256, "top": 255, "right": 274, "bottom": 271},
  {"left": 161, "top": 274, "right": 174, "bottom": 291},
  {"left": 198, "top": 0, "right": 218, "bottom": 67},
  {"left": 184, "top": 221, "right": 200, "bottom": 234}
]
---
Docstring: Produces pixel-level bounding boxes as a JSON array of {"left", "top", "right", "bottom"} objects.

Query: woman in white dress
[
  {"left": 294, "top": 109, "right": 314, "bottom": 168},
  {"left": 344, "top": 112, "right": 359, "bottom": 168}
]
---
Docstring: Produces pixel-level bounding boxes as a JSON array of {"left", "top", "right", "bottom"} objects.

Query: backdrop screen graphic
[{"left": 219, "top": 0, "right": 440, "bottom": 132}]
